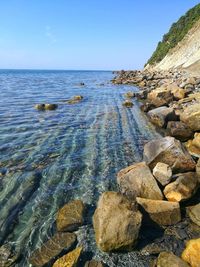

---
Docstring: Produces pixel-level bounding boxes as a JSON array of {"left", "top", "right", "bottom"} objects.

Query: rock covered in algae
[
  {"left": 56, "top": 199, "right": 85, "bottom": 232},
  {"left": 29, "top": 232, "right": 77, "bottom": 267}
]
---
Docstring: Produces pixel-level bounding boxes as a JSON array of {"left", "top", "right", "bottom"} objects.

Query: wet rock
[
  {"left": 52, "top": 247, "right": 82, "bottom": 267},
  {"left": 187, "top": 203, "right": 200, "bottom": 227},
  {"left": 147, "top": 87, "right": 174, "bottom": 107},
  {"left": 35, "top": 104, "right": 45, "bottom": 111},
  {"left": 84, "top": 260, "right": 105, "bottom": 267},
  {"left": 45, "top": 103, "right": 58, "bottom": 110},
  {"left": 156, "top": 251, "right": 190, "bottom": 267},
  {"left": 29, "top": 232, "right": 77, "bottom": 267},
  {"left": 140, "top": 102, "right": 155, "bottom": 112},
  {"left": 167, "top": 121, "right": 193, "bottom": 142},
  {"left": 182, "top": 238, "right": 200, "bottom": 267},
  {"left": 147, "top": 106, "right": 177, "bottom": 128},
  {"left": 143, "top": 137, "right": 196, "bottom": 173},
  {"left": 0, "top": 244, "right": 19, "bottom": 267},
  {"left": 180, "top": 103, "right": 200, "bottom": 131},
  {"left": 122, "top": 100, "right": 134, "bottom": 108},
  {"left": 124, "top": 91, "right": 135, "bottom": 98},
  {"left": 163, "top": 172, "right": 199, "bottom": 202},
  {"left": 67, "top": 95, "right": 84, "bottom": 104},
  {"left": 186, "top": 133, "right": 200, "bottom": 158},
  {"left": 93, "top": 191, "right": 142, "bottom": 252},
  {"left": 136, "top": 197, "right": 181, "bottom": 226},
  {"left": 79, "top": 83, "right": 85, "bottom": 86},
  {"left": 153, "top": 162, "right": 172, "bottom": 186},
  {"left": 117, "top": 162, "right": 163, "bottom": 200},
  {"left": 34, "top": 103, "right": 58, "bottom": 111},
  {"left": 56, "top": 199, "right": 85, "bottom": 232}
]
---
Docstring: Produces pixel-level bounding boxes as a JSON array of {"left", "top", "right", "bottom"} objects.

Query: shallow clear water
[{"left": 0, "top": 70, "right": 160, "bottom": 266}]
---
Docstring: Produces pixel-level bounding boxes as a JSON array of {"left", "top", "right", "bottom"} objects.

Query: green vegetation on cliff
[{"left": 147, "top": 3, "right": 200, "bottom": 66}]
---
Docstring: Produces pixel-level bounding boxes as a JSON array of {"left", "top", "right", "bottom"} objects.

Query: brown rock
[
  {"left": 196, "top": 159, "right": 200, "bottom": 179},
  {"left": 180, "top": 103, "right": 200, "bottom": 131},
  {"left": 147, "top": 106, "right": 177, "bottom": 128},
  {"left": 147, "top": 87, "right": 174, "bottom": 107},
  {"left": 123, "top": 100, "right": 134, "bottom": 108},
  {"left": 163, "top": 172, "right": 199, "bottom": 202},
  {"left": 56, "top": 200, "right": 85, "bottom": 232},
  {"left": 35, "top": 104, "right": 45, "bottom": 111},
  {"left": 168, "top": 84, "right": 186, "bottom": 100},
  {"left": 156, "top": 251, "right": 190, "bottom": 267},
  {"left": 167, "top": 121, "right": 193, "bottom": 142},
  {"left": 182, "top": 238, "right": 200, "bottom": 267},
  {"left": 93, "top": 191, "right": 142, "bottom": 252},
  {"left": 187, "top": 203, "right": 200, "bottom": 227},
  {"left": 52, "top": 247, "right": 82, "bottom": 267},
  {"left": 117, "top": 162, "right": 163, "bottom": 200},
  {"left": 143, "top": 137, "right": 196, "bottom": 173},
  {"left": 153, "top": 162, "right": 172, "bottom": 186},
  {"left": 45, "top": 104, "right": 58, "bottom": 110},
  {"left": 136, "top": 197, "right": 181, "bottom": 226},
  {"left": 29, "top": 232, "right": 77, "bottom": 267},
  {"left": 186, "top": 133, "right": 200, "bottom": 158},
  {"left": 0, "top": 244, "right": 19, "bottom": 267}
]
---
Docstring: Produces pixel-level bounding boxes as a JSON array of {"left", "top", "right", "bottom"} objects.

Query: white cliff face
[{"left": 150, "top": 19, "right": 200, "bottom": 75}]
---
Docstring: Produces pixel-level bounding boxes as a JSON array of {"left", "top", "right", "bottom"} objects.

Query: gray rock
[
  {"left": 187, "top": 203, "right": 200, "bottom": 227},
  {"left": 117, "top": 162, "right": 163, "bottom": 200},
  {"left": 153, "top": 162, "right": 172, "bottom": 186},
  {"left": 143, "top": 137, "right": 196, "bottom": 173}
]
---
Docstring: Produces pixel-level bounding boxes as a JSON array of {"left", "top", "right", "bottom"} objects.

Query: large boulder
[
  {"left": 56, "top": 200, "right": 85, "bottom": 232},
  {"left": 180, "top": 103, "right": 200, "bottom": 131},
  {"left": 136, "top": 197, "right": 181, "bottom": 226},
  {"left": 186, "top": 133, "right": 200, "bottom": 158},
  {"left": 147, "top": 87, "right": 174, "bottom": 107},
  {"left": 29, "top": 232, "right": 77, "bottom": 267},
  {"left": 153, "top": 162, "right": 172, "bottom": 186},
  {"left": 163, "top": 172, "right": 199, "bottom": 202},
  {"left": 168, "top": 84, "right": 186, "bottom": 100},
  {"left": 143, "top": 137, "right": 196, "bottom": 173},
  {"left": 187, "top": 203, "right": 200, "bottom": 227},
  {"left": 117, "top": 162, "right": 163, "bottom": 200},
  {"left": 0, "top": 245, "right": 19, "bottom": 267},
  {"left": 147, "top": 107, "right": 177, "bottom": 128},
  {"left": 182, "top": 238, "right": 200, "bottom": 267},
  {"left": 52, "top": 247, "right": 82, "bottom": 267},
  {"left": 167, "top": 121, "right": 193, "bottom": 142},
  {"left": 93, "top": 191, "right": 142, "bottom": 252},
  {"left": 156, "top": 251, "right": 190, "bottom": 267}
]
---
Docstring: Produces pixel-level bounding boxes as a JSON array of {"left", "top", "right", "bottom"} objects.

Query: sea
[{"left": 0, "top": 70, "right": 160, "bottom": 266}]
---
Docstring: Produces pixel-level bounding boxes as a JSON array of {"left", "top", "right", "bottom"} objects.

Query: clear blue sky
[{"left": 0, "top": 0, "right": 199, "bottom": 70}]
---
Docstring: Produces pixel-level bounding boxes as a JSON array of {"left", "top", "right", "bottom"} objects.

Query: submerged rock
[
  {"left": 35, "top": 104, "right": 45, "bottom": 111},
  {"left": 52, "top": 247, "right": 82, "bottom": 267},
  {"left": 153, "top": 162, "right": 172, "bottom": 186},
  {"left": 167, "top": 121, "right": 193, "bottom": 142},
  {"left": 0, "top": 244, "right": 19, "bottom": 267},
  {"left": 67, "top": 95, "right": 84, "bottom": 104},
  {"left": 156, "top": 251, "right": 190, "bottom": 267},
  {"left": 143, "top": 136, "right": 196, "bottom": 173},
  {"left": 182, "top": 238, "right": 200, "bottom": 267},
  {"left": 122, "top": 100, "right": 134, "bottom": 108},
  {"left": 163, "top": 172, "right": 199, "bottom": 202},
  {"left": 147, "top": 106, "right": 177, "bottom": 128},
  {"left": 117, "top": 162, "right": 163, "bottom": 200},
  {"left": 124, "top": 91, "right": 135, "bottom": 98},
  {"left": 136, "top": 197, "right": 181, "bottom": 226},
  {"left": 84, "top": 260, "right": 105, "bottom": 267},
  {"left": 180, "top": 103, "right": 200, "bottom": 131},
  {"left": 93, "top": 191, "right": 142, "bottom": 252},
  {"left": 29, "top": 232, "right": 77, "bottom": 267},
  {"left": 56, "top": 199, "right": 85, "bottom": 232},
  {"left": 187, "top": 203, "right": 200, "bottom": 227}
]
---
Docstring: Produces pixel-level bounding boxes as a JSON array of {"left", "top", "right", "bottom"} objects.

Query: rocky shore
[{"left": 1, "top": 70, "right": 200, "bottom": 267}]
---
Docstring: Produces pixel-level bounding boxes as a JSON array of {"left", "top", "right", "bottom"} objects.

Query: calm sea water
[{"left": 0, "top": 70, "right": 160, "bottom": 266}]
